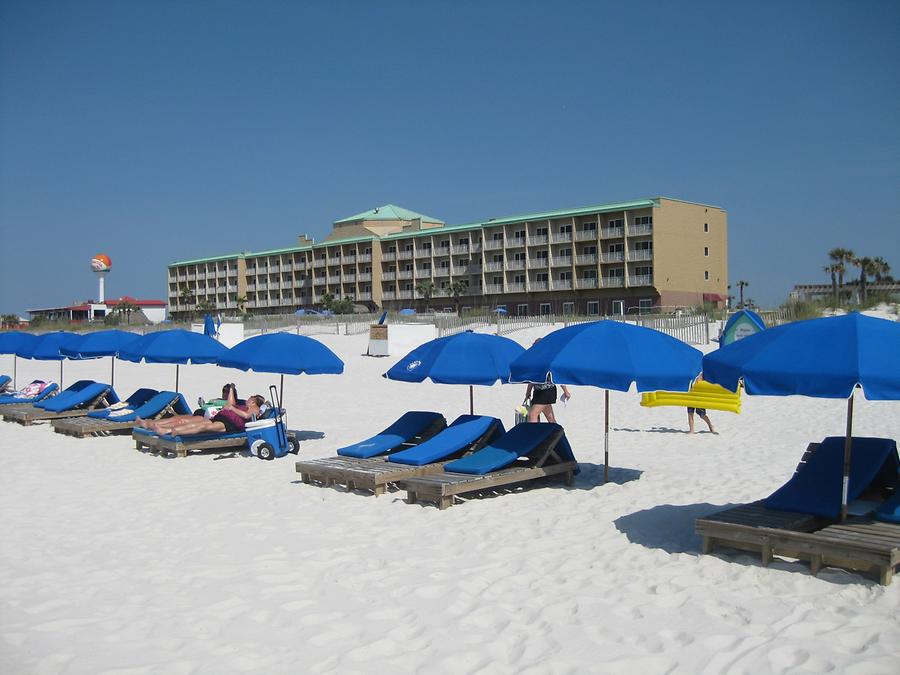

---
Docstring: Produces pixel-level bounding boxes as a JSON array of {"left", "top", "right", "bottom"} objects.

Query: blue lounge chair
[
  {"left": 764, "top": 437, "right": 900, "bottom": 519},
  {"left": 403, "top": 423, "right": 579, "bottom": 509},
  {"left": 31, "top": 380, "right": 97, "bottom": 410},
  {"left": 0, "top": 381, "right": 59, "bottom": 405},
  {"left": 53, "top": 391, "right": 191, "bottom": 438},
  {"left": 131, "top": 405, "right": 291, "bottom": 457},
  {"left": 2, "top": 381, "right": 118, "bottom": 425},
  {"left": 86, "top": 388, "right": 159, "bottom": 419},
  {"left": 296, "top": 415, "right": 503, "bottom": 496},
  {"left": 337, "top": 411, "right": 447, "bottom": 458},
  {"left": 0, "top": 375, "right": 10, "bottom": 392}
]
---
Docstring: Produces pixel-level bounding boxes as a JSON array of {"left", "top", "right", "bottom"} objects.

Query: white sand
[{"left": 1, "top": 324, "right": 899, "bottom": 674}]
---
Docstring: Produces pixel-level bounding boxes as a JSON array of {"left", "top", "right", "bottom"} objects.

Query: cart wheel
[
  {"left": 288, "top": 437, "right": 300, "bottom": 455},
  {"left": 257, "top": 442, "right": 276, "bottom": 461}
]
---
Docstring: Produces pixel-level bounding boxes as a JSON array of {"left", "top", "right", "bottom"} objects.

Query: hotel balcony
[
  {"left": 313, "top": 259, "right": 327, "bottom": 268},
  {"left": 451, "top": 245, "right": 470, "bottom": 254},
  {"left": 550, "top": 256, "right": 572, "bottom": 267},
  {"left": 343, "top": 255, "right": 356, "bottom": 264},
  {"left": 327, "top": 276, "right": 341, "bottom": 284},
  {"left": 575, "top": 254, "right": 597, "bottom": 265},
  {"left": 470, "top": 243, "right": 482, "bottom": 253},
  {"left": 451, "top": 266, "right": 470, "bottom": 275},
  {"left": 357, "top": 254, "right": 372, "bottom": 263},
  {"left": 433, "top": 268, "right": 450, "bottom": 278},
  {"left": 358, "top": 273, "right": 371, "bottom": 281},
  {"left": 483, "top": 240, "right": 504, "bottom": 250},
  {"left": 551, "top": 232, "right": 573, "bottom": 243},
  {"left": 628, "top": 224, "right": 653, "bottom": 236},
  {"left": 382, "top": 291, "right": 396, "bottom": 300},
  {"left": 382, "top": 272, "right": 396, "bottom": 281},
  {"left": 628, "top": 275, "right": 654, "bottom": 287},
  {"left": 397, "top": 271, "right": 413, "bottom": 280},
  {"left": 527, "top": 258, "right": 548, "bottom": 269},
  {"left": 357, "top": 292, "right": 372, "bottom": 301},
  {"left": 528, "top": 235, "right": 549, "bottom": 246},
  {"left": 576, "top": 277, "right": 599, "bottom": 289},
  {"left": 628, "top": 250, "right": 653, "bottom": 262},
  {"left": 552, "top": 279, "right": 573, "bottom": 290},
  {"left": 507, "top": 237, "right": 526, "bottom": 248},
  {"left": 187, "top": 273, "right": 197, "bottom": 281},
  {"left": 270, "top": 265, "right": 281, "bottom": 273},
  {"left": 601, "top": 252, "right": 625, "bottom": 263},
  {"left": 467, "top": 264, "right": 482, "bottom": 274},
  {"left": 506, "top": 282, "right": 526, "bottom": 293},
  {"left": 604, "top": 276, "right": 625, "bottom": 288},
  {"left": 433, "top": 247, "right": 450, "bottom": 257},
  {"left": 228, "top": 285, "right": 237, "bottom": 292},
  {"left": 216, "top": 286, "right": 226, "bottom": 293},
  {"left": 484, "top": 262, "right": 503, "bottom": 272},
  {"left": 398, "top": 290, "right": 413, "bottom": 299},
  {"left": 313, "top": 277, "right": 326, "bottom": 286},
  {"left": 506, "top": 260, "right": 526, "bottom": 270},
  {"left": 246, "top": 284, "right": 256, "bottom": 292},
  {"left": 294, "top": 280, "right": 311, "bottom": 288},
  {"left": 484, "top": 283, "right": 503, "bottom": 293},
  {"left": 280, "top": 298, "right": 294, "bottom": 307},
  {"left": 257, "top": 282, "right": 269, "bottom": 291},
  {"left": 382, "top": 252, "right": 396, "bottom": 262},
  {"left": 398, "top": 251, "right": 414, "bottom": 260},
  {"left": 600, "top": 226, "right": 624, "bottom": 239},
  {"left": 530, "top": 280, "right": 549, "bottom": 291},
  {"left": 416, "top": 248, "right": 432, "bottom": 258},
  {"left": 343, "top": 274, "right": 356, "bottom": 283}
]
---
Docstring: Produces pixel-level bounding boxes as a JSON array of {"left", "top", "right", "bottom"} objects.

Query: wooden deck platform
[
  {"left": 696, "top": 503, "right": 900, "bottom": 585},
  {"left": 133, "top": 430, "right": 249, "bottom": 458},
  {"left": 295, "top": 456, "right": 451, "bottom": 496},
  {"left": 53, "top": 416, "right": 136, "bottom": 438}
]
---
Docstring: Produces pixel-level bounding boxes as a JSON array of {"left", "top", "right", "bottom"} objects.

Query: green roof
[{"left": 334, "top": 204, "right": 445, "bottom": 225}]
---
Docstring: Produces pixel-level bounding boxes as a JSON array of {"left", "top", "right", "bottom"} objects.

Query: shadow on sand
[
  {"left": 613, "top": 426, "right": 700, "bottom": 434},
  {"left": 614, "top": 502, "right": 738, "bottom": 554},
  {"left": 291, "top": 429, "right": 326, "bottom": 441}
]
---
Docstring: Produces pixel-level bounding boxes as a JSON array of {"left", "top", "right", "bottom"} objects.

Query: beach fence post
[
  {"left": 603, "top": 389, "right": 609, "bottom": 483},
  {"left": 840, "top": 393, "right": 854, "bottom": 522}
]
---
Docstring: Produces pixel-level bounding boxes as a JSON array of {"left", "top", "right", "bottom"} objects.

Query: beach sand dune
[{"left": 1, "top": 326, "right": 899, "bottom": 674}]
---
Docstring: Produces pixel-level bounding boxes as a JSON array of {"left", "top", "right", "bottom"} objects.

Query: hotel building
[{"left": 167, "top": 197, "right": 727, "bottom": 317}]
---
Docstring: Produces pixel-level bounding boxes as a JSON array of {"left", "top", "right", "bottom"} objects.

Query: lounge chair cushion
[
  {"left": 0, "top": 375, "right": 10, "bottom": 391},
  {"left": 338, "top": 411, "right": 446, "bottom": 458},
  {"left": 89, "top": 391, "right": 190, "bottom": 422},
  {"left": 0, "top": 382, "right": 59, "bottom": 404},
  {"left": 388, "top": 415, "right": 503, "bottom": 466},
  {"left": 88, "top": 388, "right": 159, "bottom": 419},
  {"left": 875, "top": 482, "right": 900, "bottom": 524},
  {"left": 444, "top": 423, "right": 566, "bottom": 475},
  {"left": 33, "top": 380, "right": 96, "bottom": 410},
  {"left": 765, "top": 437, "right": 900, "bottom": 519},
  {"left": 133, "top": 426, "right": 246, "bottom": 443},
  {"left": 38, "top": 382, "right": 116, "bottom": 413}
]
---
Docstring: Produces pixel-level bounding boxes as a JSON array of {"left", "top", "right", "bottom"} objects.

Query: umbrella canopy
[
  {"left": 509, "top": 320, "right": 703, "bottom": 482},
  {"left": 217, "top": 332, "right": 344, "bottom": 404},
  {"left": 118, "top": 329, "right": 227, "bottom": 392},
  {"left": 509, "top": 320, "right": 702, "bottom": 392},
  {"left": 398, "top": 308, "right": 416, "bottom": 315},
  {"left": 17, "top": 331, "right": 80, "bottom": 388},
  {"left": 385, "top": 331, "right": 525, "bottom": 413},
  {"left": 0, "top": 331, "right": 37, "bottom": 390},
  {"left": 60, "top": 330, "right": 140, "bottom": 388},
  {"left": 703, "top": 312, "right": 900, "bottom": 520}
]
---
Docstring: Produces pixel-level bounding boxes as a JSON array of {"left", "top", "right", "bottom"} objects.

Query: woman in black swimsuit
[{"left": 523, "top": 339, "right": 571, "bottom": 423}]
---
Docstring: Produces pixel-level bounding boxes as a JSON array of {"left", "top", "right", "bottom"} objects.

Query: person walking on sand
[
  {"left": 687, "top": 406, "right": 715, "bottom": 434},
  {"left": 524, "top": 339, "right": 571, "bottom": 424}
]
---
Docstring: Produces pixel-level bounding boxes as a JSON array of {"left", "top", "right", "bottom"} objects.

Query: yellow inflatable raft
[{"left": 641, "top": 379, "right": 741, "bottom": 414}]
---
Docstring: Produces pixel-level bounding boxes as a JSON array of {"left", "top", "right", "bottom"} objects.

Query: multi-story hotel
[{"left": 167, "top": 197, "right": 727, "bottom": 318}]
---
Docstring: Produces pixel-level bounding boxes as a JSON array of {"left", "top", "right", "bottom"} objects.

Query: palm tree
[
  {"left": 446, "top": 280, "right": 469, "bottom": 314},
  {"left": 113, "top": 300, "right": 139, "bottom": 325},
  {"left": 852, "top": 256, "right": 879, "bottom": 305},
  {"left": 196, "top": 299, "right": 216, "bottom": 315},
  {"left": 235, "top": 295, "right": 248, "bottom": 314},
  {"left": 415, "top": 280, "right": 435, "bottom": 312},
  {"left": 829, "top": 248, "right": 854, "bottom": 303},
  {"left": 823, "top": 264, "right": 839, "bottom": 306},
  {"left": 736, "top": 280, "right": 749, "bottom": 309},
  {"left": 178, "top": 286, "right": 195, "bottom": 321},
  {"left": 1, "top": 314, "right": 19, "bottom": 329},
  {"left": 872, "top": 257, "right": 892, "bottom": 283}
]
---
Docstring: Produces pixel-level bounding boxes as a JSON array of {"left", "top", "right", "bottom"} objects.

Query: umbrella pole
[
  {"left": 60, "top": 361, "right": 64, "bottom": 389},
  {"left": 111, "top": 356, "right": 115, "bottom": 389},
  {"left": 175, "top": 364, "right": 180, "bottom": 393},
  {"left": 604, "top": 389, "right": 609, "bottom": 484},
  {"left": 280, "top": 374, "right": 284, "bottom": 409},
  {"left": 13, "top": 355, "right": 16, "bottom": 390},
  {"left": 840, "top": 393, "right": 854, "bottom": 522},
  {"left": 469, "top": 385, "right": 474, "bottom": 415}
]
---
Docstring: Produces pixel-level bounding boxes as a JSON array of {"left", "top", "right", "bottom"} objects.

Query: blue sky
[{"left": 1, "top": 0, "right": 897, "bottom": 315}]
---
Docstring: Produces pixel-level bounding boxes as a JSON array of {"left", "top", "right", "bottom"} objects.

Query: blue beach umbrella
[
  {"left": 0, "top": 331, "right": 37, "bottom": 390},
  {"left": 17, "top": 331, "right": 80, "bottom": 388},
  {"left": 384, "top": 331, "right": 525, "bottom": 414},
  {"left": 60, "top": 330, "right": 140, "bottom": 388},
  {"left": 509, "top": 320, "right": 703, "bottom": 481},
  {"left": 118, "top": 329, "right": 227, "bottom": 392},
  {"left": 398, "top": 308, "right": 416, "bottom": 316},
  {"left": 703, "top": 312, "right": 900, "bottom": 520},
  {"left": 217, "top": 332, "right": 344, "bottom": 404}
]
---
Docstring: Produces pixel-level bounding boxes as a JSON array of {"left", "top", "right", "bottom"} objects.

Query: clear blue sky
[{"left": 1, "top": 0, "right": 898, "bottom": 316}]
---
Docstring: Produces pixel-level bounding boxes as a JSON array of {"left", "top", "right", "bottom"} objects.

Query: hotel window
[
  {"left": 583, "top": 270, "right": 597, "bottom": 279},
  {"left": 635, "top": 266, "right": 652, "bottom": 277},
  {"left": 704, "top": 270, "right": 710, "bottom": 280},
  {"left": 704, "top": 246, "right": 709, "bottom": 257},
  {"left": 493, "top": 276, "right": 503, "bottom": 285},
  {"left": 634, "top": 241, "right": 652, "bottom": 251},
  {"left": 560, "top": 248, "right": 572, "bottom": 258},
  {"left": 540, "top": 303, "right": 552, "bottom": 315},
  {"left": 704, "top": 223, "right": 709, "bottom": 233},
  {"left": 608, "top": 218, "right": 624, "bottom": 228},
  {"left": 536, "top": 226, "right": 548, "bottom": 236},
  {"left": 459, "top": 238, "right": 469, "bottom": 246},
  {"left": 536, "top": 272, "right": 549, "bottom": 282},
  {"left": 514, "top": 230, "right": 525, "bottom": 240},
  {"left": 609, "top": 267, "right": 624, "bottom": 278},
  {"left": 560, "top": 271, "right": 572, "bottom": 281},
  {"left": 562, "top": 302, "right": 575, "bottom": 315},
  {"left": 513, "top": 252, "right": 525, "bottom": 262},
  {"left": 584, "top": 245, "right": 597, "bottom": 255},
  {"left": 493, "top": 254, "right": 504, "bottom": 263},
  {"left": 514, "top": 274, "right": 525, "bottom": 283},
  {"left": 583, "top": 221, "right": 597, "bottom": 232},
  {"left": 423, "top": 242, "right": 432, "bottom": 250},
  {"left": 639, "top": 299, "right": 653, "bottom": 310},
  {"left": 440, "top": 240, "right": 450, "bottom": 249},
  {"left": 517, "top": 304, "right": 528, "bottom": 316},
  {"left": 608, "top": 243, "right": 624, "bottom": 254},
  {"left": 493, "top": 232, "right": 503, "bottom": 241},
  {"left": 560, "top": 224, "right": 572, "bottom": 234},
  {"left": 634, "top": 216, "right": 653, "bottom": 226},
  {"left": 587, "top": 301, "right": 599, "bottom": 315},
  {"left": 405, "top": 284, "right": 412, "bottom": 291}
]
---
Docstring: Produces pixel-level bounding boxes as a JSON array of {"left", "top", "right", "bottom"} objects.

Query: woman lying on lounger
[{"left": 138, "top": 394, "right": 265, "bottom": 436}]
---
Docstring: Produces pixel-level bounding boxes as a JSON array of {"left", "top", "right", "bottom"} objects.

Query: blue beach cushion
[
  {"left": 388, "top": 415, "right": 504, "bottom": 466},
  {"left": 338, "top": 411, "right": 446, "bottom": 459},
  {"left": 444, "top": 423, "right": 567, "bottom": 475},
  {"left": 765, "top": 437, "right": 900, "bottom": 519},
  {"left": 39, "top": 382, "right": 117, "bottom": 413}
]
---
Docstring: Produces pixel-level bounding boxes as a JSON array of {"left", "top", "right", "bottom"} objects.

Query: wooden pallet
[
  {"left": 296, "top": 456, "right": 453, "bottom": 496},
  {"left": 133, "top": 430, "right": 249, "bottom": 458},
  {"left": 405, "top": 461, "right": 577, "bottom": 510},
  {"left": 53, "top": 416, "right": 137, "bottom": 438},
  {"left": 696, "top": 503, "right": 900, "bottom": 585}
]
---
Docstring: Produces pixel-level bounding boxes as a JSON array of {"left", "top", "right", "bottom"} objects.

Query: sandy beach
[{"left": 1, "top": 322, "right": 899, "bottom": 674}]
